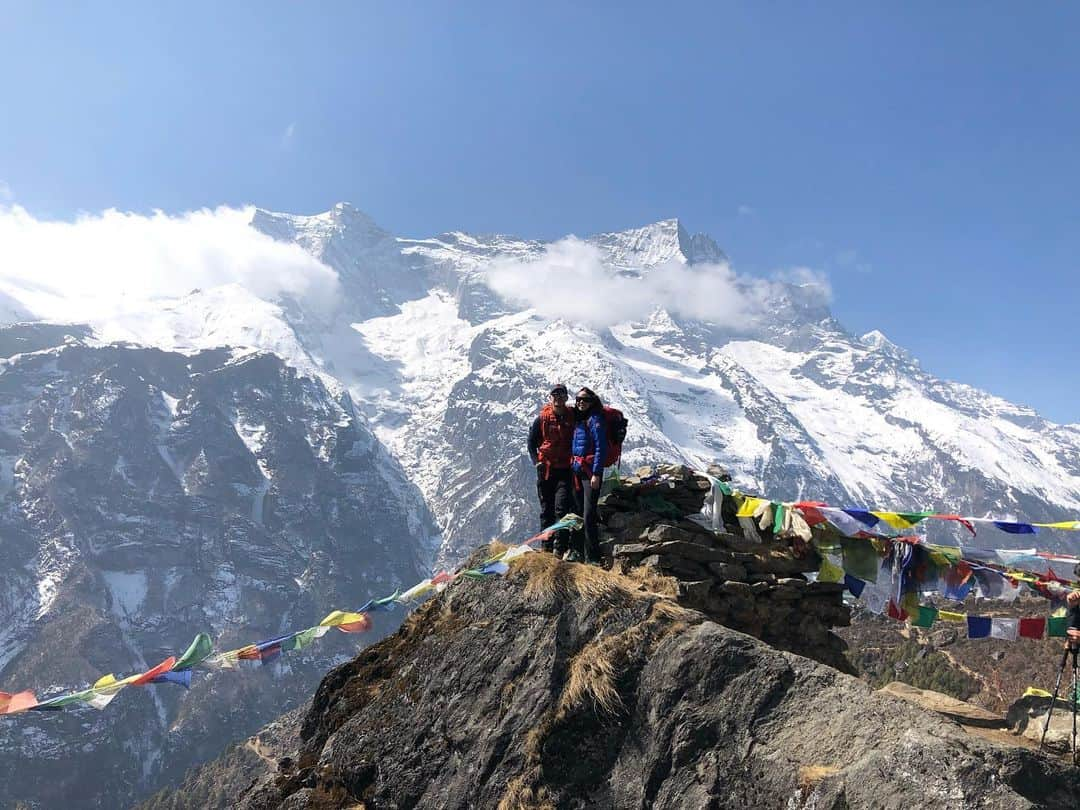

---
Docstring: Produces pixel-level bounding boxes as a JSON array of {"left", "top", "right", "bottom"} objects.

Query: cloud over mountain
[
  {"left": 484, "top": 236, "right": 830, "bottom": 329},
  {"left": 0, "top": 204, "right": 340, "bottom": 326}
]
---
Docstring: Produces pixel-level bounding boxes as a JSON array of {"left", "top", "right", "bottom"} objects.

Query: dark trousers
[
  {"left": 574, "top": 472, "right": 602, "bottom": 562},
  {"left": 536, "top": 466, "right": 573, "bottom": 553}
]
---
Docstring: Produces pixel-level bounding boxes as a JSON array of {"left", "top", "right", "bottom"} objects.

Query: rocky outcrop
[
  {"left": 601, "top": 464, "right": 852, "bottom": 671},
  {"left": 194, "top": 552, "right": 1080, "bottom": 809}
]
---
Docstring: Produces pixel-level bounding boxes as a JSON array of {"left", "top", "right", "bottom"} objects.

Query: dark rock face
[
  {"left": 0, "top": 325, "right": 435, "bottom": 809},
  {"left": 219, "top": 554, "right": 1080, "bottom": 809},
  {"left": 601, "top": 464, "right": 852, "bottom": 672}
]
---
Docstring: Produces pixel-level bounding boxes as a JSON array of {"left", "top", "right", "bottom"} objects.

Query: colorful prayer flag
[
  {"left": 843, "top": 574, "right": 865, "bottom": 597},
  {"left": 967, "top": 616, "right": 992, "bottom": 639},
  {"left": 990, "top": 618, "right": 1018, "bottom": 641},
  {"left": 0, "top": 690, "right": 37, "bottom": 715},
  {"left": 912, "top": 605, "right": 938, "bottom": 628},
  {"left": 992, "top": 521, "right": 1037, "bottom": 534},
  {"left": 818, "top": 557, "right": 845, "bottom": 584},
  {"left": 1019, "top": 618, "right": 1046, "bottom": 639},
  {"left": 938, "top": 611, "right": 966, "bottom": 622},
  {"left": 174, "top": 633, "right": 214, "bottom": 671},
  {"left": 1048, "top": 616, "right": 1069, "bottom": 638},
  {"left": 736, "top": 497, "right": 765, "bottom": 519}
]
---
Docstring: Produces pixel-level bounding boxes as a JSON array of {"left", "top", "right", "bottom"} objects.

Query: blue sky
[{"left": 1, "top": 2, "right": 1077, "bottom": 422}]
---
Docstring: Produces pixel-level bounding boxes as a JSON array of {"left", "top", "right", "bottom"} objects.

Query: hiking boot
[{"left": 564, "top": 550, "right": 583, "bottom": 563}]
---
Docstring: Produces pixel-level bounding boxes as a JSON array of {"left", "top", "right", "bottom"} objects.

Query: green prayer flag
[
  {"left": 913, "top": 606, "right": 938, "bottom": 628},
  {"left": 174, "top": 633, "right": 214, "bottom": 671},
  {"left": 282, "top": 627, "right": 322, "bottom": 653},
  {"left": 818, "top": 557, "right": 844, "bottom": 583},
  {"left": 841, "top": 539, "right": 880, "bottom": 583},
  {"left": 1048, "top": 616, "right": 1069, "bottom": 638},
  {"left": 772, "top": 503, "right": 785, "bottom": 534},
  {"left": 896, "top": 511, "right": 934, "bottom": 525}
]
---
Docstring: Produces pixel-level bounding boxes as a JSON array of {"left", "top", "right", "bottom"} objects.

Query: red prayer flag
[
  {"left": 129, "top": 657, "right": 177, "bottom": 686},
  {"left": 886, "top": 600, "right": 908, "bottom": 621},
  {"left": 0, "top": 690, "right": 38, "bottom": 714},
  {"left": 1019, "top": 618, "right": 1046, "bottom": 639},
  {"left": 336, "top": 615, "right": 373, "bottom": 633}
]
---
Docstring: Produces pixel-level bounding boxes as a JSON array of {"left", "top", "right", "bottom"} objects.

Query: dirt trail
[
  {"left": 939, "top": 648, "right": 1004, "bottom": 704},
  {"left": 244, "top": 736, "right": 276, "bottom": 767}
]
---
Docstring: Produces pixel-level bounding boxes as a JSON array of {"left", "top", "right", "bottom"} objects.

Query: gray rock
[{"left": 202, "top": 561, "right": 1080, "bottom": 810}]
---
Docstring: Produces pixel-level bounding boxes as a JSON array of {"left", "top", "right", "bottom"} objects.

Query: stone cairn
[{"left": 599, "top": 464, "right": 853, "bottom": 672}]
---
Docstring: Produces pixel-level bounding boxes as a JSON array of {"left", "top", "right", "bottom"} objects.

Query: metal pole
[
  {"left": 1072, "top": 646, "right": 1078, "bottom": 766},
  {"left": 1040, "top": 646, "right": 1071, "bottom": 752}
]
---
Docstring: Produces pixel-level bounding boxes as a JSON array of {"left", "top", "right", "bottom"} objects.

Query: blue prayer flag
[
  {"left": 151, "top": 670, "right": 193, "bottom": 689},
  {"left": 843, "top": 510, "right": 880, "bottom": 528},
  {"left": 967, "top": 616, "right": 992, "bottom": 639},
  {"left": 993, "top": 521, "right": 1037, "bottom": 534},
  {"left": 843, "top": 574, "right": 865, "bottom": 598}
]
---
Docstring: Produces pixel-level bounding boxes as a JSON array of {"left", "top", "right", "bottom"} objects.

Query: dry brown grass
[
  {"left": 798, "top": 764, "right": 841, "bottom": 791},
  {"left": 557, "top": 600, "right": 701, "bottom": 720},
  {"left": 621, "top": 564, "right": 680, "bottom": 597},
  {"left": 512, "top": 550, "right": 664, "bottom": 606},
  {"left": 496, "top": 772, "right": 555, "bottom": 810},
  {"left": 558, "top": 629, "right": 636, "bottom": 717}
]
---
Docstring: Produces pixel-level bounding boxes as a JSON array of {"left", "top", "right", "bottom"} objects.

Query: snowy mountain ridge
[{"left": 3, "top": 203, "right": 1079, "bottom": 565}]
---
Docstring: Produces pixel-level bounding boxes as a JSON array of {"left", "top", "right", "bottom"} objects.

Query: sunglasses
[
  {"left": 551, "top": 391, "right": 568, "bottom": 399},
  {"left": 575, "top": 396, "right": 594, "bottom": 403}
]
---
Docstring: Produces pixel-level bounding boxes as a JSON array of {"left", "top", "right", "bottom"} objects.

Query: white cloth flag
[
  {"left": 860, "top": 579, "right": 890, "bottom": 615},
  {"left": 990, "top": 618, "right": 1018, "bottom": 641}
]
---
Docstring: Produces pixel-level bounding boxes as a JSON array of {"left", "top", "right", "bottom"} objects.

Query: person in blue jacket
[{"left": 570, "top": 386, "right": 607, "bottom": 563}]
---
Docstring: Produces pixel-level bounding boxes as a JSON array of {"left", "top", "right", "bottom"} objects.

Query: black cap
[{"left": 550, "top": 384, "right": 568, "bottom": 395}]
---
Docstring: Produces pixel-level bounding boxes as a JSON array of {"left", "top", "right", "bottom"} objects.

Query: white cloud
[
  {"left": 485, "top": 237, "right": 830, "bottom": 329},
  {"left": 0, "top": 204, "right": 340, "bottom": 326},
  {"left": 737, "top": 204, "right": 755, "bottom": 217}
]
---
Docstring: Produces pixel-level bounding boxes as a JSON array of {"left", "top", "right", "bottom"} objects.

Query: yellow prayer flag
[
  {"left": 92, "top": 674, "right": 118, "bottom": 690},
  {"left": 871, "top": 512, "right": 916, "bottom": 530},
  {"left": 938, "top": 611, "right": 966, "bottom": 623},
  {"left": 818, "top": 558, "right": 844, "bottom": 583},
  {"left": 736, "top": 497, "right": 764, "bottom": 519},
  {"left": 1023, "top": 687, "right": 1053, "bottom": 699},
  {"left": 320, "top": 610, "right": 366, "bottom": 628},
  {"left": 1033, "top": 521, "right": 1080, "bottom": 531}
]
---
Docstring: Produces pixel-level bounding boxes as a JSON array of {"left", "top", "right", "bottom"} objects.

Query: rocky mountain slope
[
  {"left": 0, "top": 323, "right": 436, "bottom": 809},
  {"left": 146, "top": 551, "right": 1080, "bottom": 809}
]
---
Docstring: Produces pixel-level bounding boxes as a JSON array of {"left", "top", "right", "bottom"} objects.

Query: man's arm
[{"left": 527, "top": 417, "right": 542, "bottom": 465}]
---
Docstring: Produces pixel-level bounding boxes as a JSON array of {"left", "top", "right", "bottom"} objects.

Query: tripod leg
[
  {"left": 1072, "top": 649, "right": 1078, "bottom": 765},
  {"left": 1041, "top": 646, "right": 1071, "bottom": 752}
]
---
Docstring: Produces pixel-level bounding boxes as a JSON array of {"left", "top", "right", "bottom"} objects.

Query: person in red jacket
[{"left": 527, "top": 384, "right": 575, "bottom": 554}]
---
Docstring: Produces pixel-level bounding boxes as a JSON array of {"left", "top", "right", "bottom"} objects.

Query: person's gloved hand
[{"left": 1067, "top": 590, "right": 1080, "bottom": 607}]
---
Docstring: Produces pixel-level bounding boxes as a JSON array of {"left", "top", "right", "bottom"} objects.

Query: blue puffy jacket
[{"left": 571, "top": 412, "right": 607, "bottom": 476}]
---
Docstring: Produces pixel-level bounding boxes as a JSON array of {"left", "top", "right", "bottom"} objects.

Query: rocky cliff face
[
  {"left": 155, "top": 551, "right": 1080, "bottom": 809},
  {"left": 0, "top": 324, "right": 435, "bottom": 809}
]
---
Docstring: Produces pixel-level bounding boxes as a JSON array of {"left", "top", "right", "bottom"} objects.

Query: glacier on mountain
[{"left": 2, "top": 203, "right": 1078, "bottom": 565}]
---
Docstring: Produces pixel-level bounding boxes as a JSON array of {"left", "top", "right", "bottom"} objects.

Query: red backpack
[{"left": 601, "top": 406, "right": 629, "bottom": 467}]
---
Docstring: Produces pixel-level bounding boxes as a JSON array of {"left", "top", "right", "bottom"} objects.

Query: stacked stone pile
[{"left": 599, "top": 464, "right": 853, "bottom": 672}]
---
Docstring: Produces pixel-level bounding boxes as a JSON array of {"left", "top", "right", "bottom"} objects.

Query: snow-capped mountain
[
  {"left": 249, "top": 204, "right": 1079, "bottom": 559},
  {"left": 5, "top": 203, "right": 1080, "bottom": 564},
  {"left": 2, "top": 203, "right": 1079, "bottom": 807}
]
